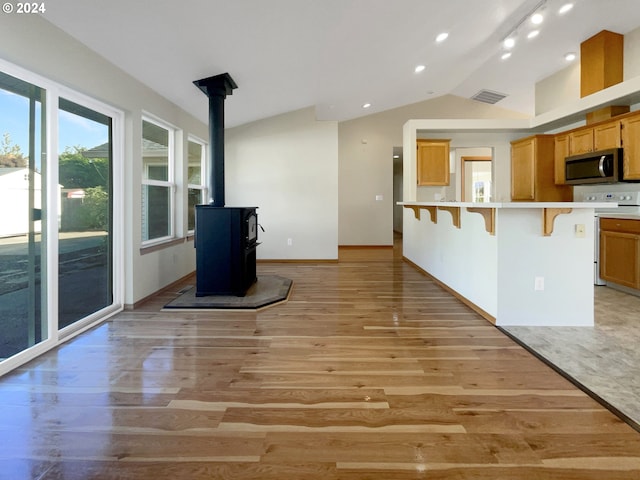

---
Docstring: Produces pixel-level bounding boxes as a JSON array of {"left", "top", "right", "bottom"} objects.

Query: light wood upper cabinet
[
  {"left": 511, "top": 135, "right": 573, "bottom": 202},
  {"left": 580, "top": 30, "right": 624, "bottom": 98},
  {"left": 569, "top": 128, "right": 594, "bottom": 155},
  {"left": 554, "top": 133, "right": 570, "bottom": 185},
  {"left": 567, "top": 120, "right": 621, "bottom": 156},
  {"left": 594, "top": 121, "right": 621, "bottom": 150},
  {"left": 621, "top": 113, "right": 640, "bottom": 180},
  {"left": 417, "top": 139, "right": 450, "bottom": 186}
]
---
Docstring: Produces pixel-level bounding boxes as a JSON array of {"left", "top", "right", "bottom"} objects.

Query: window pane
[
  {"left": 142, "top": 120, "right": 169, "bottom": 180},
  {"left": 142, "top": 185, "right": 171, "bottom": 241},
  {"left": 0, "top": 71, "right": 47, "bottom": 359},
  {"left": 188, "top": 187, "right": 203, "bottom": 231},
  {"left": 147, "top": 165, "right": 168, "bottom": 182},
  {"left": 188, "top": 140, "right": 202, "bottom": 184},
  {"left": 58, "top": 98, "right": 113, "bottom": 329}
]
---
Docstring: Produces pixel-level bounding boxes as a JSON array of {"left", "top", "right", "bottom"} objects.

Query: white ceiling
[{"left": 43, "top": 0, "right": 640, "bottom": 128}]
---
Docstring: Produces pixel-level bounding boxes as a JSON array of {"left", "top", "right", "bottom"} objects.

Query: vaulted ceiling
[{"left": 43, "top": 0, "right": 640, "bottom": 127}]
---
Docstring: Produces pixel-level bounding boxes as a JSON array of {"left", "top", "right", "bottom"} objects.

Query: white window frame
[
  {"left": 187, "top": 135, "right": 208, "bottom": 235},
  {"left": 141, "top": 115, "right": 176, "bottom": 246},
  {"left": 0, "top": 58, "right": 125, "bottom": 376}
]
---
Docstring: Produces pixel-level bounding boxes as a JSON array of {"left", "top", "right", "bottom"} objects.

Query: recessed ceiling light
[
  {"left": 565, "top": 52, "right": 576, "bottom": 61},
  {"left": 501, "top": 52, "right": 512, "bottom": 60},
  {"left": 531, "top": 13, "right": 544, "bottom": 24},
  {"left": 362, "top": 103, "right": 372, "bottom": 109},
  {"left": 528, "top": 30, "right": 540, "bottom": 39},
  {"left": 559, "top": 3, "right": 574, "bottom": 14},
  {"left": 436, "top": 32, "right": 449, "bottom": 43},
  {"left": 414, "top": 65, "right": 426, "bottom": 73},
  {"left": 504, "top": 37, "right": 516, "bottom": 49}
]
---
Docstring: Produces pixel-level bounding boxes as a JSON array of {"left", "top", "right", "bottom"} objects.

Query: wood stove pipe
[{"left": 193, "top": 73, "right": 238, "bottom": 206}]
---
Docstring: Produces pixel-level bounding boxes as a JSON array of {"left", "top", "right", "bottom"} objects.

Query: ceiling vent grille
[{"left": 471, "top": 89, "right": 508, "bottom": 104}]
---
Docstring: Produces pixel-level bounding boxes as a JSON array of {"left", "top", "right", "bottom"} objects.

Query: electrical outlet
[
  {"left": 534, "top": 276, "right": 544, "bottom": 291},
  {"left": 575, "top": 224, "right": 586, "bottom": 238}
]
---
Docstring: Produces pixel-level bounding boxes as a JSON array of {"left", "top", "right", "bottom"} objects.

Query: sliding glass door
[
  {"left": 58, "top": 98, "right": 113, "bottom": 329},
  {"left": 0, "top": 63, "right": 121, "bottom": 369},
  {"left": 0, "top": 71, "right": 47, "bottom": 360}
]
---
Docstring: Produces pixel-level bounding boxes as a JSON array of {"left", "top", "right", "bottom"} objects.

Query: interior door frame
[{"left": 460, "top": 156, "right": 492, "bottom": 202}]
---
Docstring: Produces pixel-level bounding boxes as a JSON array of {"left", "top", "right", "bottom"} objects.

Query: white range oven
[{"left": 582, "top": 191, "right": 640, "bottom": 285}]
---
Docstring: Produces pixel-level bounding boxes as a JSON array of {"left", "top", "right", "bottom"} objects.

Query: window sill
[{"left": 140, "top": 236, "right": 189, "bottom": 255}]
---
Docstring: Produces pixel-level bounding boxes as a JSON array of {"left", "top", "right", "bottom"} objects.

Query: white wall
[
  {"left": 403, "top": 205, "right": 595, "bottom": 326},
  {"left": 626, "top": 26, "right": 640, "bottom": 80},
  {"left": 495, "top": 208, "right": 594, "bottom": 326},
  {"left": 0, "top": 14, "right": 208, "bottom": 305},
  {"left": 535, "top": 63, "right": 581, "bottom": 115},
  {"left": 339, "top": 95, "right": 528, "bottom": 246},
  {"left": 403, "top": 208, "right": 499, "bottom": 317},
  {"left": 225, "top": 108, "right": 338, "bottom": 260}
]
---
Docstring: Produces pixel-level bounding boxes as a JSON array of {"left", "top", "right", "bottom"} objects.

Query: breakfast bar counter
[{"left": 399, "top": 201, "right": 614, "bottom": 326}]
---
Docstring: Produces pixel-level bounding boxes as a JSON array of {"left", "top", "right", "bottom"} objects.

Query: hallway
[{"left": 0, "top": 245, "right": 639, "bottom": 479}]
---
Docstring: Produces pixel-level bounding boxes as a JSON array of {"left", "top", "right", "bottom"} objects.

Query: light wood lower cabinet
[{"left": 600, "top": 218, "right": 640, "bottom": 289}]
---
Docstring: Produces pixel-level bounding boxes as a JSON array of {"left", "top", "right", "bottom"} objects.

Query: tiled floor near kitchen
[{"left": 503, "top": 286, "right": 640, "bottom": 430}]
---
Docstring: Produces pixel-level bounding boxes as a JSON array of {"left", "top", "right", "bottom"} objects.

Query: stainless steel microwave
[{"left": 564, "top": 148, "right": 622, "bottom": 185}]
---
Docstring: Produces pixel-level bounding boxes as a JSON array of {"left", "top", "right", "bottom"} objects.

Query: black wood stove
[{"left": 193, "top": 73, "right": 258, "bottom": 297}]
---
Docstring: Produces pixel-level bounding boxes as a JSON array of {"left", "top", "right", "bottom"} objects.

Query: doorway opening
[
  {"left": 458, "top": 148, "right": 493, "bottom": 202},
  {"left": 392, "top": 146, "right": 403, "bottom": 234}
]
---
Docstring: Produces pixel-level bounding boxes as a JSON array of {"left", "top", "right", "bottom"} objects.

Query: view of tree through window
[
  {"left": 142, "top": 118, "right": 173, "bottom": 242},
  {"left": 0, "top": 69, "right": 116, "bottom": 362}
]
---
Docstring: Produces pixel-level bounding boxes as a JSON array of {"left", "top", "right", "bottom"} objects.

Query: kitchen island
[{"left": 400, "top": 201, "right": 614, "bottom": 326}]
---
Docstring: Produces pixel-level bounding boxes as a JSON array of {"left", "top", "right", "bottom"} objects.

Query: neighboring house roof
[
  {"left": 83, "top": 138, "right": 167, "bottom": 158},
  {"left": 82, "top": 143, "right": 110, "bottom": 159}
]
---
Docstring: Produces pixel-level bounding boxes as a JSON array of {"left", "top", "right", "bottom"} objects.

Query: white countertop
[{"left": 398, "top": 201, "right": 617, "bottom": 209}]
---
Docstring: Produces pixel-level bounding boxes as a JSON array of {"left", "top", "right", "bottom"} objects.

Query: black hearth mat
[{"left": 162, "top": 275, "right": 292, "bottom": 310}]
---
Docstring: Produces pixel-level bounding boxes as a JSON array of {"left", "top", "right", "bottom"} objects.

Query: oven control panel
[{"left": 583, "top": 191, "right": 640, "bottom": 206}]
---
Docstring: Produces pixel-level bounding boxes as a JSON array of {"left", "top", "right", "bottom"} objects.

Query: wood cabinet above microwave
[
  {"left": 568, "top": 121, "right": 621, "bottom": 155},
  {"left": 554, "top": 118, "right": 623, "bottom": 185}
]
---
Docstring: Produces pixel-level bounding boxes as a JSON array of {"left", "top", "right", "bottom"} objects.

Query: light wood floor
[{"left": 1, "top": 242, "right": 640, "bottom": 479}]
